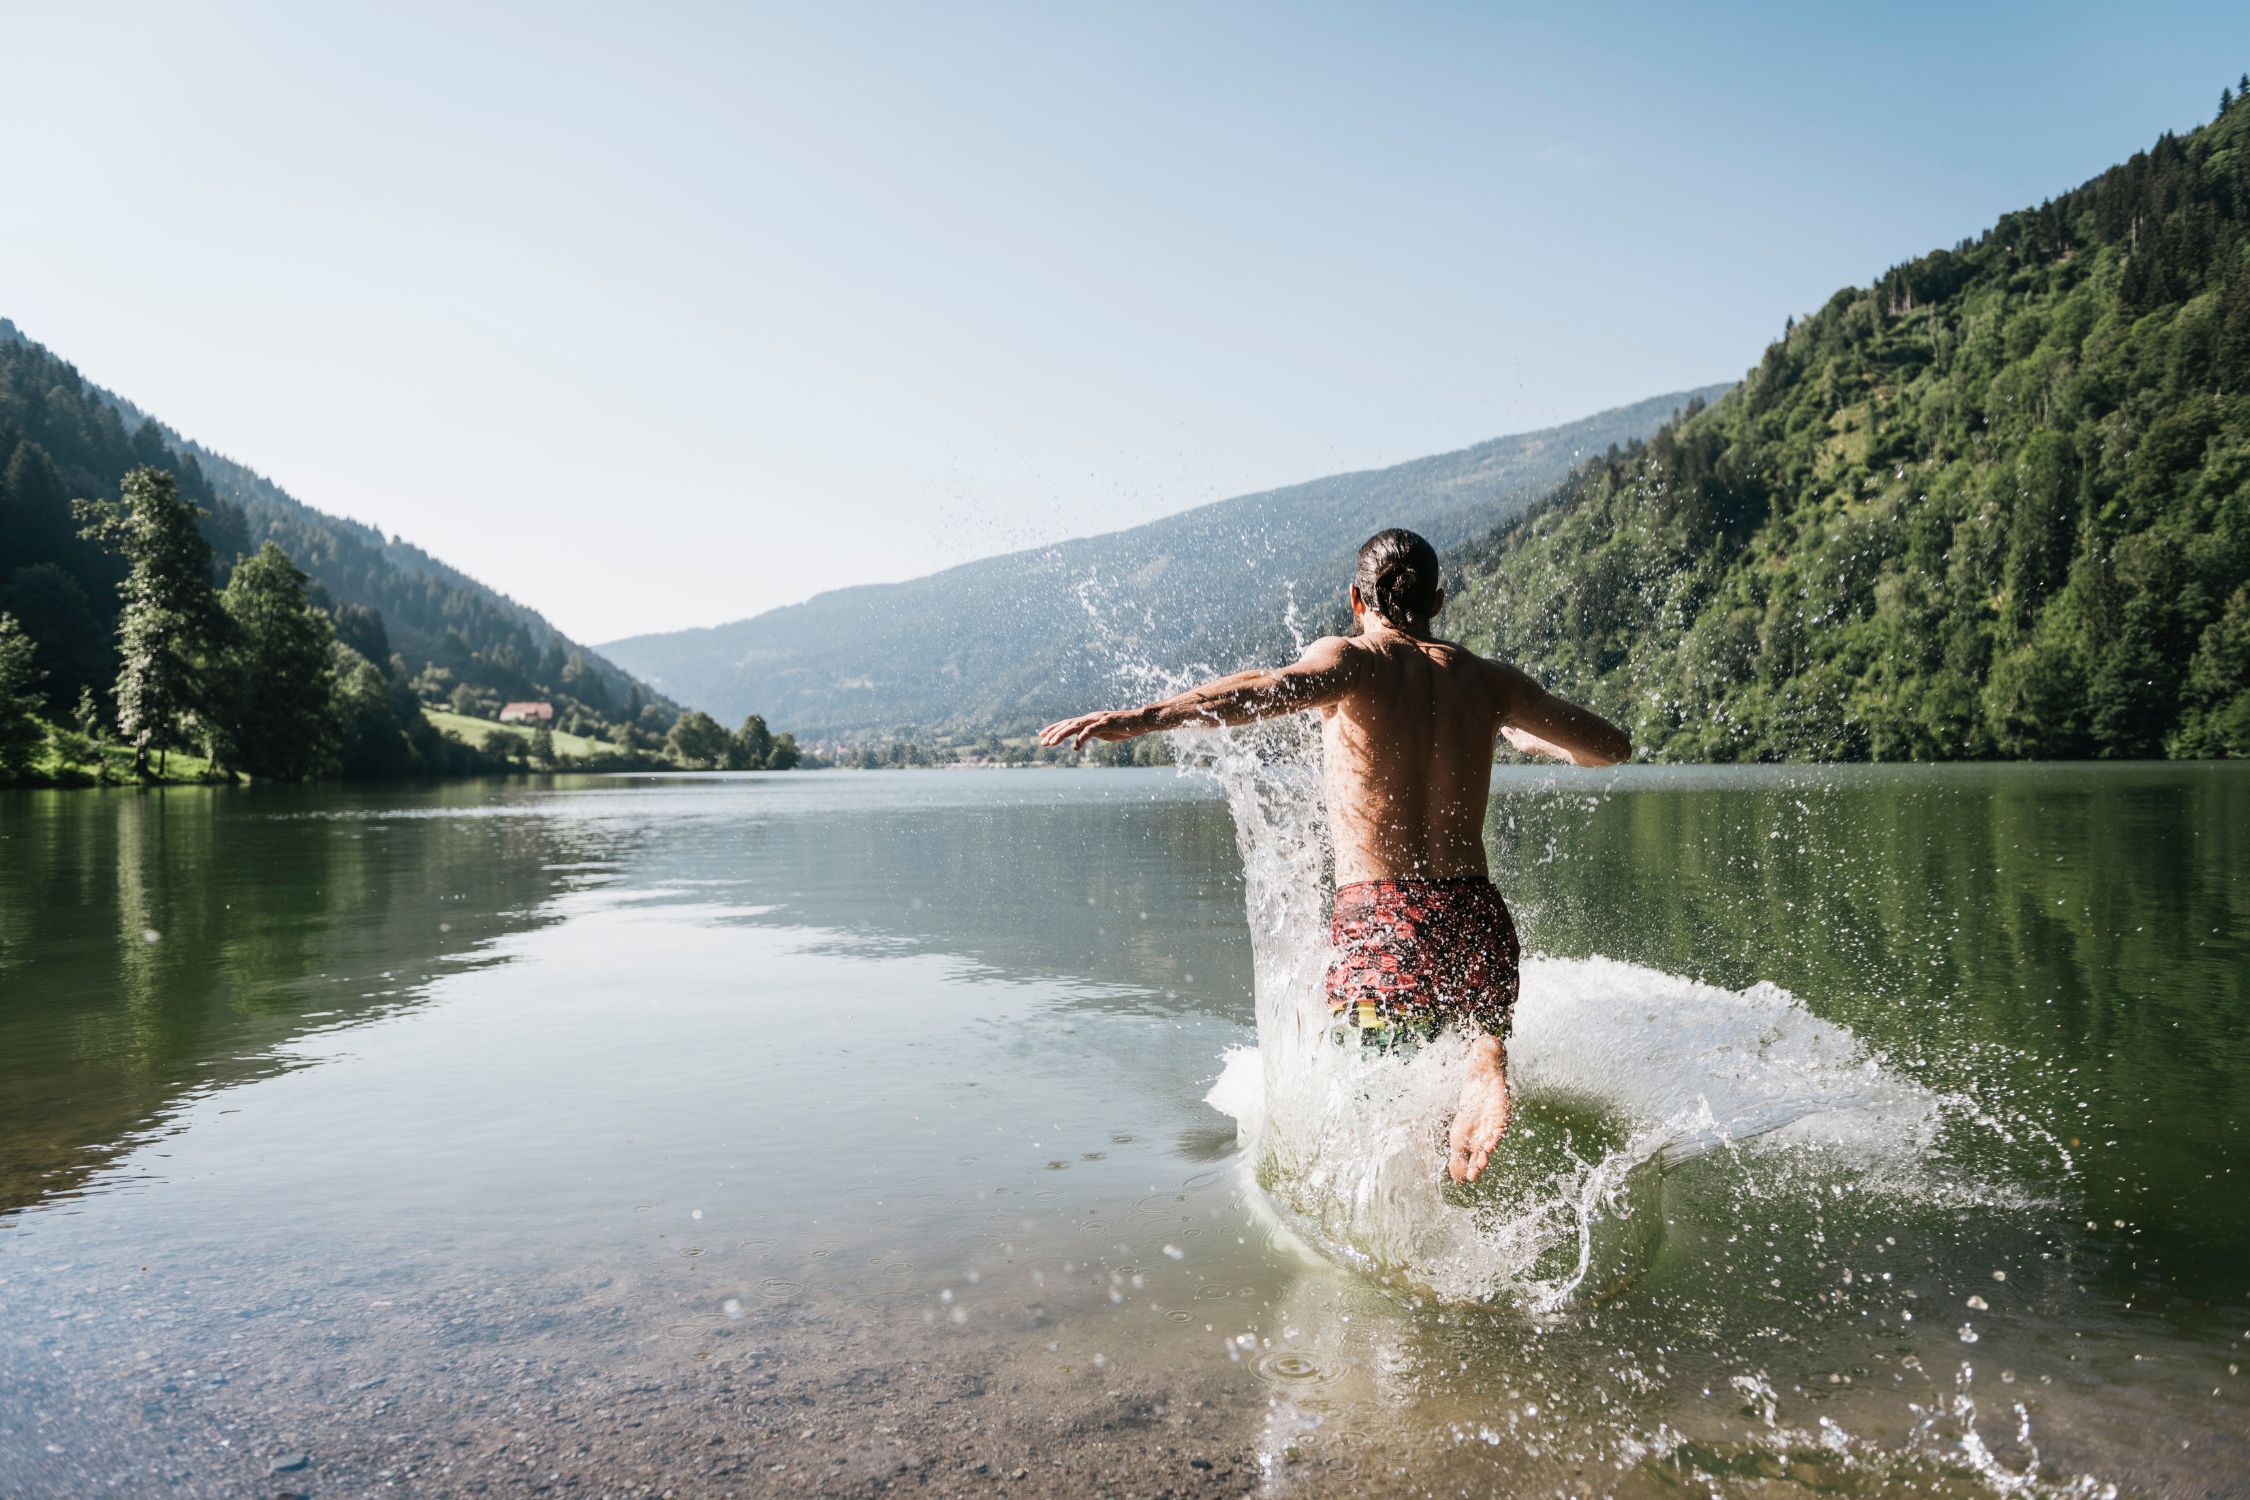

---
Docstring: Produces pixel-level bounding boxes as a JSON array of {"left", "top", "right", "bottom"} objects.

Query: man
[{"left": 1039, "top": 529, "right": 1630, "bottom": 1184}]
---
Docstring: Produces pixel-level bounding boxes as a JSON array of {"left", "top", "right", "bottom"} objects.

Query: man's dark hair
[{"left": 1354, "top": 528, "right": 1441, "bottom": 632}]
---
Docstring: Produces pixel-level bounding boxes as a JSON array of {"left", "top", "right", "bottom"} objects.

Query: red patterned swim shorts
[{"left": 1326, "top": 877, "right": 1521, "bottom": 1039}]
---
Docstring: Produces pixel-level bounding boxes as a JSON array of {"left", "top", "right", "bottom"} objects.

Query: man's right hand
[{"left": 1038, "top": 710, "right": 1144, "bottom": 749}]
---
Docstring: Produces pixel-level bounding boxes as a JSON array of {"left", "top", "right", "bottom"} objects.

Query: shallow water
[{"left": 0, "top": 764, "right": 2244, "bottom": 1496}]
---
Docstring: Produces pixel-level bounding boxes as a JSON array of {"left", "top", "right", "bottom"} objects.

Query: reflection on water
[
  {"left": 1503, "top": 762, "right": 2250, "bottom": 1293},
  {"left": 0, "top": 765, "right": 2244, "bottom": 1497},
  {"left": 0, "top": 782, "right": 632, "bottom": 1214}
]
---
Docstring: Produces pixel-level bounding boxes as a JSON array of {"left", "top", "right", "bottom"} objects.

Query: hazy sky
[{"left": 3, "top": 2, "right": 2242, "bottom": 643}]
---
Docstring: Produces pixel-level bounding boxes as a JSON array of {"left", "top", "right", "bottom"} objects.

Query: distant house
[{"left": 498, "top": 701, "right": 555, "bottom": 725}]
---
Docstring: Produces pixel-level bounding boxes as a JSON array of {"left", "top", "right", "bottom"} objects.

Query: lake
[{"left": 1, "top": 761, "right": 2244, "bottom": 1497}]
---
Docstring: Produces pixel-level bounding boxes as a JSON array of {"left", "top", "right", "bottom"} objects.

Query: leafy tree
[
  {"left": 1128, "top": 737, "right": 1171, "bottom": 766},
  {"left": 480, "top": 726, "right": 521, "bottom": 767},
  {"left": 728, "top": 713, "right": 773, "bottom": 770},
  {"left": 332, "top": 644, "right": 424, "bottom": 778},
  {"left": 2174, "top": 586, "right": 2250, "bottom": 755},
  {"left": 214, "top": 543, "right": 339, "bottom": 780},
  {"left": 45, "top": 722, "right": 96, "bottom": 773},
  {"left": 0, "top": 612, "right": 45, "bottom": 779},
  {"left": 765, "top": 731, "right": 801, "bottom": 770},
  {"left": 1983, "top": 634, "right": 2089, "bottom": 757},
  {"left": 668, "top": 709, "right": 730, "bottom": 768},
  {"left": 531, "top": 725, "right": 557, "bottom": 768},
  {"left": 72, "top": 467, "right": 221, "bottom": 777},
  {"left": 74, "top": 684, "right": 104, "bottom": 740}
]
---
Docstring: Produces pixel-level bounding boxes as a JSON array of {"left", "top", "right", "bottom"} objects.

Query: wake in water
[{"left": 1174, "top": 710, "right": 2024, "bottom": 1310}]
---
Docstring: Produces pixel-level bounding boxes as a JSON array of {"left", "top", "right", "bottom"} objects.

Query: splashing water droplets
[{"left": 1169, "top": 701, "right": 2008, "bottom": 1309}]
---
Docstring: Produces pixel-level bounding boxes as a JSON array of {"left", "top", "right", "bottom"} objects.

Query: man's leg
[
  {"left": 1447, "top": 1034, "right": 1511, "bottom": 1183},
  {"left": 1443, "top": 883, "right": 1520, "bottom": 1184}
]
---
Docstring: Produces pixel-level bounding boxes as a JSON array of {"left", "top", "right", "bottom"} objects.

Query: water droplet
[{"left": 1254, "top": 1350, "right": 1335, "bottom": 1386}]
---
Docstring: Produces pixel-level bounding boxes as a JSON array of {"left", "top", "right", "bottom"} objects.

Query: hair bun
[{"left": 1354, "top": 528, "right": 1442, "bottom": 631}]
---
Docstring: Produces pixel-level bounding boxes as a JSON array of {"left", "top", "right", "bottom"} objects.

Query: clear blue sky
[{"left": 3, "top": 2, "right": 2242, "bottom": 642}]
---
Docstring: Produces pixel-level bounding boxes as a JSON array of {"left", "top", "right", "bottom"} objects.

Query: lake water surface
[{"left": 1, "top": 763, "right": 2244, "bottom": 1497}]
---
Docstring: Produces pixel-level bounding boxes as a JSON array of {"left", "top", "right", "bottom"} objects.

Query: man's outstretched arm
[
  {"left": 1493, "top": 664, "right": 1632, "bottom": 767},
  {"left": 1039, "top": 636, "right": 1359, "bottom": 749}
]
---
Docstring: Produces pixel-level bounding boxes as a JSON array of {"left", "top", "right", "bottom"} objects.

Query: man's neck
[{"left": 1359, "top": 617, "right": 1434, "bottom": 644}]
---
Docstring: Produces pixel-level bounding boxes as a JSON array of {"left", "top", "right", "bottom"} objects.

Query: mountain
[
  {"left": 1448, "top": 90, "right": 2250, "bottom": 761},
  {"left": 0, "top": 318, "right": 676, "bottom": 743},
  {"left": 601, "top": 388, "right": 1726, "bottom": 739}
]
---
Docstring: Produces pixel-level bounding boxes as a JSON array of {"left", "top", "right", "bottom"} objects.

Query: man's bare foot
[{"left": 1447, "top": 1036, "right": 1512, "bottom": 1183}]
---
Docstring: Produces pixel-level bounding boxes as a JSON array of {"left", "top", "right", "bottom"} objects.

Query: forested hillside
[
  {"left": 0, "top": 320, "right": 680, "bottom": 757},
  {"left": 603, "top": 387, "right": 1723, "bottom": 739},
  {"left": 1454, "top": 88, "right": 2250, "bottom": 761}
]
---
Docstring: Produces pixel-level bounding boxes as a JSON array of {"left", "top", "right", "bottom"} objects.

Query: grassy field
[
  {"left": 6, "top": 706, "right": 633, "bottom": 789},
  {"left": 22, "top": 720, "right": 226, "bottom": 786},
  {"left": 424, "top": 707, "right": 627, "bottom": 759}
]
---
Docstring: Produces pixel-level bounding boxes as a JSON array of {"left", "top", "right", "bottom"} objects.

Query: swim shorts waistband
[{"left": 1333, "top": 875, "right": 1496, "bottom": 898}]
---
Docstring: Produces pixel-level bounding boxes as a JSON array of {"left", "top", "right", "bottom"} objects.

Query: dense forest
[
  {"left": 0, "top": 322, "right": 807, "bottom": 783},
  {"left": 1453, "top": 86, "right": 2250, "bottom": 761}
]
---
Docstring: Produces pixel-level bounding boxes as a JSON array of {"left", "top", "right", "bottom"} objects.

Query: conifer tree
[
  {"left": 72, "top": 467, "right": 221, "bottom": 777},
  {"left": 0, "top": 612, "right": 46, "bottom": 780},
  {"left": 214, "top": 542, "right": 340, "bottom": 780}
]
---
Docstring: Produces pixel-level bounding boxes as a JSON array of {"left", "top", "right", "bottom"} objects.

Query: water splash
[{"left": 1172, "top": 709, "right": 2042, "bottom": 1310}]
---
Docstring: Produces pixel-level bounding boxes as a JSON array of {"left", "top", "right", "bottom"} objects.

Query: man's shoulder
[
  {"left": 1301, "top": 633, "right": 1365, "bottom": 666},
  {"left": 1428, "top": 639, "right": 1532, "bottom": 708},
  {"left": 1428, "top": 635, "right": 1514, "bottom": 675}
]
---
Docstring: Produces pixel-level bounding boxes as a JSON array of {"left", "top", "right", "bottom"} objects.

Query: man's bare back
[
  {"left": 1040, "top": 530, "right": 1629, "bottom": 1183},
  {"left": 1315, "top": 629, "right": 1629, "bottom": 884}
]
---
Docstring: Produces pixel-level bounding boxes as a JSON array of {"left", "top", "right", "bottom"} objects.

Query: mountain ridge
[{"left": 601, "top": 385, "right": 1728, "bottom": 738}]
